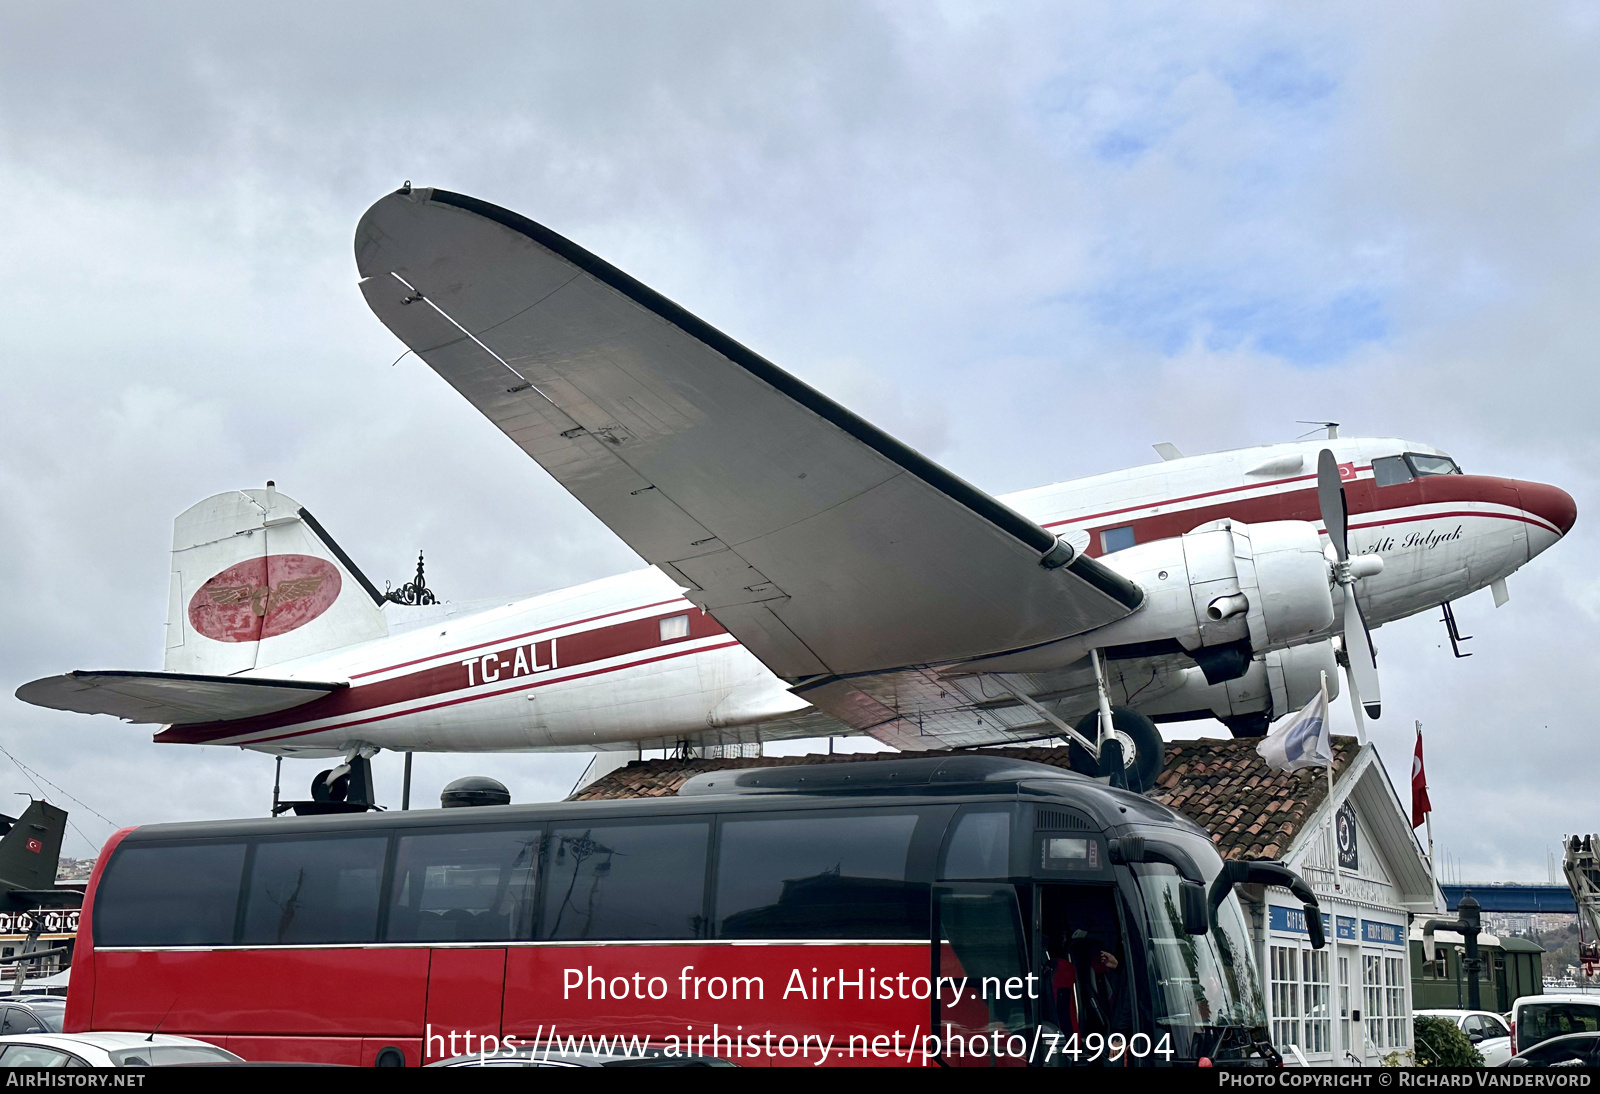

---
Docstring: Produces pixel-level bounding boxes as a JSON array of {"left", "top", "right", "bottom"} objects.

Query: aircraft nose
[{"left": 1518, "top": 481, "right": 1577, "bottom": 537}]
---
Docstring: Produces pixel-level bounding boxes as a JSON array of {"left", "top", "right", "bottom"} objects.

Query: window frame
[
  {"left": 384, "top": 822, "right": 546, "bottom": 944},
  {"left": 542, "top": 815, "right": 715, "bottom": 942},
  {"left": 711, "top": 805, "right": 950, "bottom": 941},
  {"left": 1099, "top": 526, "right": 1137, "bottom": 555}
]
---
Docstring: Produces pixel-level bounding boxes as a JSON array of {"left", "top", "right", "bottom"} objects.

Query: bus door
[
  {"left": 930, "top": 883, "right": 1034, "bottom": 1067},
  {"left": 1034, "top": 882, "right": 1130, "bottom": 1051}
]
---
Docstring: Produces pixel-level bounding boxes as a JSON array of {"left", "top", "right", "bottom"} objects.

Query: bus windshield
[{"left": 1132, "top": 863, "right": 1266, "bottom": 1054}]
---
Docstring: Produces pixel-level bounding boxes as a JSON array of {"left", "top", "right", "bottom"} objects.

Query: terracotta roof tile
[{"left": 572, "top": 736, "right": 1359, "bottom": 860}]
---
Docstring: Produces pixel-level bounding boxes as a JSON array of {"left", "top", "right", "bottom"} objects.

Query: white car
[
  {"left": 1511, "top": 994, "right": 1600, "bottom": 1056},
  {"left": 0, "top": 1032, "right": 243, "bottom": 1067},
  {"left": 1417, "top": 1009, "right": 1512, "bottom": 1066}
]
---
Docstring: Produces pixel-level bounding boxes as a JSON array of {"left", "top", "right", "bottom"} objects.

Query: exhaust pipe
[{"left": 1206, "top": 593, "right": 1250, "bottom": 621}]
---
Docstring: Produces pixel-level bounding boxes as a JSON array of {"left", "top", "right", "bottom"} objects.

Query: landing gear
[
  {"left": 1067, "top": 707, "right": 1164, "bottom": 794},
  {"left": 273, "top": 754, "right": 380, "bottom": 816}
]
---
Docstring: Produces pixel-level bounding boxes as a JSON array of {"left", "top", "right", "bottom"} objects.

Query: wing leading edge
[{"left": 355, "top": 187, "right": 1141, "bottom": 703}]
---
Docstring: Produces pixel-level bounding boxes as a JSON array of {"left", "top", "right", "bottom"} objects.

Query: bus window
[
  {"left": 240, "top": 836, "right": 386, "bottom": 945},
  {"left": 542, "top": 822, "right": 709, "bottom": 940},
  {"left": 387, "top": 828, "right": 541, "bottom": 942},
  {"left": 93, "top": 842, "right": 246, "bottom": 946},
  {"left": 716, "top": 811, "right": 926, "bottom": 939},
  {"left": 941, "top": 809, "right": 1012, "bottom": 880},
  {"left": 1131, "top": 862, "right": 1266, "bottom": 1058},
  {"left": 933, "top": 883, "right": 1032, "bottom": 1062}
]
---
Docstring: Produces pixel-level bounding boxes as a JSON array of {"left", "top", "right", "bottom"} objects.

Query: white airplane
[{"left": 18, "top": 187, "right": 1576, "bottom": 794}]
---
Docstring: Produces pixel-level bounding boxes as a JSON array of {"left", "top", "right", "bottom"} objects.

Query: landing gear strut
[{"left": 1066, "top": 707, "right": 1164, "bottom": 793}]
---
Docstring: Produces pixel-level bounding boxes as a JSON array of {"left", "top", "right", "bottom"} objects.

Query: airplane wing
[
  {"left": 15, "top": 671, "right": 344, "bottom": 725},
  {"left": 355, "top": 187, "right": 1143, "bottom": 699}
]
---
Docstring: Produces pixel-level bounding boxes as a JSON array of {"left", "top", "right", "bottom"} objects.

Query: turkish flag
[
  {"left": 1411, "top": 729, "right": 1433, "bottom": 828},
  {"left": 24, "top": 838, "right": 41, "bottom": 854}
]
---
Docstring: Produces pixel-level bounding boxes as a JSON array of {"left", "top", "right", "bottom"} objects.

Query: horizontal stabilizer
[{"left": 16, "top": 671, "right": 343, "bottom": 725}]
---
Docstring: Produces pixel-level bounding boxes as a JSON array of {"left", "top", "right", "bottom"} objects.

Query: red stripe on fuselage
[
  {"left": 1059, "top": 473, "right": 1531, "bottom": 556},
  {"left": 161, "top": 640, "right": 746, "bottom": 748},
  {"left": 350, "top": 597, "right": 690, "bottom": 679},
  {"left": 157, "top": 608, "right": 728, "bottom": 745}
]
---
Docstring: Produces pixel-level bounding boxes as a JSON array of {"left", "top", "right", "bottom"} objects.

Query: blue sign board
[
  {"left": 1336, "top": 916, "right": 1358, "bottom": 941},
  {"left": 1269, "top": 905, "right": 1333, "bottom": 937},
  {"left": 1361, "top": 919, "right": 1404, "bottom": 947}
]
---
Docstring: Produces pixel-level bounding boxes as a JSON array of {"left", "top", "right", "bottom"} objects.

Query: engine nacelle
[
  {"left": 1175, "top": 518, "right": 1336, "bottom": 655},
  {"left": 959, "top": 518, "right": 1335, "bottom": 678},
  {"left": 1139, "top": 638, "right": 1340, "bottom": 725}
]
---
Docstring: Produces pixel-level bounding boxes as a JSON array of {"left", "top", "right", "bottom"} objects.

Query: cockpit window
[
  {"left": 1372, "top": 456, "right": 1412, "bottom": 487},
  {"left": 1405, "top": 453, "right": 1461, "bottom": 477}
]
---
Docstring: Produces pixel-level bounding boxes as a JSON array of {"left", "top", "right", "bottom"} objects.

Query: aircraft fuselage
[{"left": 153, "top": 435, "right": 1573, "bottom": 756}]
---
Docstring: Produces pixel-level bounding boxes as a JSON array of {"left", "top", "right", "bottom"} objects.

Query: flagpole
[
  {"left": 1419, "top": 720, "right": 1437, "bottom": 893},
  {"left": 1323, "top": 672, "right": 1341, "bottom": 892}
]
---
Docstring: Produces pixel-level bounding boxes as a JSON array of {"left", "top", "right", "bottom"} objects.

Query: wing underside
[
  {"left": 355, "top": 189, "right": 1143, "bottom": 724},
  {"left": 16, "top": 671, "right": 343, "bottom": 725}
]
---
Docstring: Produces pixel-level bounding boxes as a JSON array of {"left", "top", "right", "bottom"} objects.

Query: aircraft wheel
[
  {"left": 1066, "top": 707, "right": 1165, "bottom": 793},
  {"left": 311, "top": 769, "right": 350, "bottom": 803}
]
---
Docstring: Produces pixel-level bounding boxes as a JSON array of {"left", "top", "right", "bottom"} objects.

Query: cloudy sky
[{"left": 1, "top": 2, "right": 1594, "bottom": 878}]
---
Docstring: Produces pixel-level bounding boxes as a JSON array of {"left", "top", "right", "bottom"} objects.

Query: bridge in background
[{"left": 1442, "top": 884, "right": 1576, "bottom": 914}]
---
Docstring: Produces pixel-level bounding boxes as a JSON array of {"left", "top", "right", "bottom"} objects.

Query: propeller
[{"left": 1317, "top": 449, "right": 1382, "bottom": 720}]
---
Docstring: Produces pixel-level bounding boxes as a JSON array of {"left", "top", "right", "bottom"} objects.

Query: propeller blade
[
  {"left": 1317, "top": 448, "right": 1349, "bottom": 562},
  {"left": 1342, "top": 594, "right": 1382, "bottom": 719}
]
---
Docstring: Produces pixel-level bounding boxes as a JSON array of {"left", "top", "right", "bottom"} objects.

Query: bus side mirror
[
  {"left": 1208, "top": 860, "right": 1326, "bottom": 949},
  {"left": 1180, "top": 880, "right": 1209, "bottom": 936}
]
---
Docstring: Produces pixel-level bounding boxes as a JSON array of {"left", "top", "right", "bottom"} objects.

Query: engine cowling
[
  {"left": 956, "top": 518, "right": 1335, "bottom": 677},
  {"left": 1180, "top": 518, "right": 1336, "bottom": 653}
]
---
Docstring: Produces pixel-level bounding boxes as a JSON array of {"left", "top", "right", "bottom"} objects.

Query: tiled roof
[{"left": 572, "top": 735, "right": 1361, "bottom": 861}]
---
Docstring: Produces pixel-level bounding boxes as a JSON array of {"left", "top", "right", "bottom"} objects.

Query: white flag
[{"left": 1255, "top": 679, "right": 1332, "bottom": 773}]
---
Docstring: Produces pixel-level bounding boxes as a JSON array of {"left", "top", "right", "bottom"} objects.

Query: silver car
[{"left": 0, "top": 1032, "right": 243, "bottom": 1066}]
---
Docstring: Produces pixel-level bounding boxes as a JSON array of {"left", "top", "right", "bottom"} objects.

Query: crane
[{"left": 1562, "top": 834, "right": 1600, "bottom": 979}]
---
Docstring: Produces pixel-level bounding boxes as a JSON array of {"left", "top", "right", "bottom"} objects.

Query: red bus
[{"left": 66, "top": 754, "right": 1322, "bottom": 1066}]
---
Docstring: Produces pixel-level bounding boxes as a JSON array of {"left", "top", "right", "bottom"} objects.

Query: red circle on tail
[{"left": 188, "top": 555, "right": 342, "bottom": 643}]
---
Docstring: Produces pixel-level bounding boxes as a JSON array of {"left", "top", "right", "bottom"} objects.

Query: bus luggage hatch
[{"left": 425, "top": 948, "right": 506, "bottom": 1061}]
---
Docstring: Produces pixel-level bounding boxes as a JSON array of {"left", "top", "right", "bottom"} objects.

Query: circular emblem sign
[{"left": 188, "top": 554, "right": 342, "bottom": 643}]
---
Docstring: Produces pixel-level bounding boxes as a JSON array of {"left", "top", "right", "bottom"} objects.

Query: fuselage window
[
  {"left": 659, "top": 614, "right": 689, "bottom": 642},
  {"left": 1405, "top": 453, "right": 1461, "bottom": 477},
  {"left": 1099, "top": 526, "right": 1137, "bottom": 554},
  {"left": 1371, "top": 456, "right": 1413, "bottom": 487}
]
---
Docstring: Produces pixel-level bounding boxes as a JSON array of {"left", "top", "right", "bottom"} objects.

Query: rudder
[{"left": 165, "top": 486, "right": 387, "bottom": 675}]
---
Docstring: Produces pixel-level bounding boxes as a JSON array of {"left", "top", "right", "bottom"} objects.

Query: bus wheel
[{"left": 1067, "top": 708, "right": 1165, "bottom": 793}]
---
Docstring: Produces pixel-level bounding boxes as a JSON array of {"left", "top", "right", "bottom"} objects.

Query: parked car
[
  {"left": 1505, "top": 1032, "right": 1600, "bottom": 1068},
  {"left": 1416, "top": 1009, "right": 1512, "bottom": 1066},
  {"left": 1511, "top": 994, "right": 1600, "bottom": 1056},
  {"left": 0, "top": 1032, "right": 243, "bottom": 1067}
]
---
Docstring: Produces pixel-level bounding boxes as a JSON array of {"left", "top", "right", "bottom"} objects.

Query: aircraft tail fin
[
  {"left": 0, "top": 801, "right": 68, "bottom": 895},
  {"left": 164, "top": 486, "right": 388, "bottom": 675}
]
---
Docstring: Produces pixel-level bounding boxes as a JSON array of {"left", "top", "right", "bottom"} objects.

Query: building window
[
  {"left": 1302, "top": 948, "right": 1331, "bottom": 1054},
  {"left": 1270, "top": 945, "right": 1302, "bottom": 1051},
  {"left": 1385, "top": 956, "right": 1408, "bottom": 1049},
  {"left": 1363, "top": 954, "right": 1384, "bottom": 1048},
  {"left": 1099, "top": 526, "right": 1137, "bottom": 554},
  {"left": 659, "top": 614, "right": 689, "bottom": 642}
]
